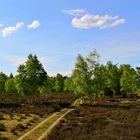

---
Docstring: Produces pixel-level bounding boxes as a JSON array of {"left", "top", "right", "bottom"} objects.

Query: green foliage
[
  {"left": 93, "top": 64, "right": 106, "bottom": 94},
  {"left": 136, "top": 88, "right": 140, "bottom": 97},
  {"left": 86, "top": 49, "right": 100, "bottom": 73},
  {"left": 85, "top": 50, "right": 101, "bottom": 94},
  {"left": 72, "top": 54, "right": 91, "bottom": 96},
  {"left": 15, "top": 54, "right": 47, "bottom": 96},
  {"left": 54, "top": 74, "right": 64, "bottom": 92},
  {"left": 0, "top": 72, "right": 8, "bottom": 93},
  {"left": 136, "top": 67, "right": 140, "bottom": 88},
  {"left": 120, "top": 64, "right": 137, "bottom": 96},
  {"left": 5, "top": 78, "right": 17, "bottom": 93},
  {"left": 64, "top": 77, "right": 73, "bottom": 92},
  {"left": 105, "top": 61, "right": 120, "bottom": 96},
  {"left": 15, "top": 74, "right": 31, "bottom": 96},
  {"left": 0, "top": 51, "right": 140, "bottom": 99},
  {"left": 9, "top": 73, "right": 14, "bottom": 79},
  {"left": 39, "top": 76, "right": 55, "bottom": 95}
]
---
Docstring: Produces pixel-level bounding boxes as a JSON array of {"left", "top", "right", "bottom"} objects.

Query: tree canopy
[
  {"left": 0, "top": 51, "right": 139, "bottom": 98},
  {"left": 16, "top": 54, "right": 47, "bottom": 96}
]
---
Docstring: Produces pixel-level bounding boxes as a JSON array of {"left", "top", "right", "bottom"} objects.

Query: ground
[
  {"left": 0, "top": 93, "right": 74, "bottom": 140},
  {"left": 1, "top": 96, "right": 140, "bottom": 140},
  {"left": 47, "top": 98, "right": 140, "bottom": 140}
]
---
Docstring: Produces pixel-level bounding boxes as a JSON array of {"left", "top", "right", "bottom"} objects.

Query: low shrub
[
  {"left": 0, "top": 114, "right": 4, "bottom": 120},
  {"left": 0, "top": 124, "right": 6, "bottom": 131},
  {"left": 11, "top": 123, "right": 28, "bottom": 134},
  {"left": 0, "top": 136, "right": 8, "bottom": 140}
]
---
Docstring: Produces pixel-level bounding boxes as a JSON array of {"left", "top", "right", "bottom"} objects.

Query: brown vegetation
[
  {"left": 0, "top": 93, "right": 74, "bottom": 140},
  {"left": 47, "top": 99, "right": 140, "bottom": 140}
]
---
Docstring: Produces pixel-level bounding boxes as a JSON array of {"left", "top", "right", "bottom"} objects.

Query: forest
[
  {"left": 1, "top": 50, "right": 140, "bottom": 140},
  {"left": 0, "top": 49, "right": 139, "bottom": 99}
]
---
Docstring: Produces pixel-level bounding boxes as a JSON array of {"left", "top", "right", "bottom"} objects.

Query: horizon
[{"left": 0, "top": 0, "right": 140, "bottom": 76}]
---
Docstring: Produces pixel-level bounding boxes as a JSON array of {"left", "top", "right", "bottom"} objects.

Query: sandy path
[
  {"left": 37, "top": 109, "right": 74, "bottom": 140},
  {"left": 17, "top": 108, "right": 73, "bottom": 140}
]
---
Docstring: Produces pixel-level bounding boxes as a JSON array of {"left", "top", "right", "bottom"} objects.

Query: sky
[{"left": 0, "top": 0, "right": 140, "bottom": 76}]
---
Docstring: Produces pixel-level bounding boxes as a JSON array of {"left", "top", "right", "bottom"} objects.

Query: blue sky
[{"left": 0, "top": 0, "right": 140, "bottom": 76}]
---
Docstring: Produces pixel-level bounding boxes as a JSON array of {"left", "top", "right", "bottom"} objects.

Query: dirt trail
[
  {"left": 37, "top": 109, "right": 74, "bottom": 140},
  {"left": 17, "top": 108, "right": 74, "bottom": 140}
]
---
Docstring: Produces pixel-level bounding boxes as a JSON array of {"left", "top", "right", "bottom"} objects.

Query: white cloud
[
  {"left": 111, "top": 18, "right": 125, "bottom": 27},
  {"left": 63, "top": 9, "right": 87, "bottom": 16},
  {"left": 1, "top": 22, "right": 24, "bottom": 37},
  {"left": 64, "top": 9, "right": 125, "bottom": 29},
  {"left": 0, "top": 24, "right": 3, "bottom": 27},
  {"left": 27, "top": 20, "right": 40, "bottom": 29},
  {"left": 16, "top": 22, "right": 24, "bottom": 29},
  {"left": 0, "top": 20, "right": 41, "bottom": 37},
  {"left": 1, "top": 27, "right": 17, "bottom": 37}
]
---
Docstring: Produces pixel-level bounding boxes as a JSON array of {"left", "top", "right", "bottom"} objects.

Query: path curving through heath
[{"left": 18, "top": 108, "right": 74, "bottom": 140}]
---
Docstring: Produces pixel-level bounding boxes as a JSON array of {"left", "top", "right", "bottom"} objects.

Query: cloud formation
[
  {"left": 64, "top": 9, "right": 125, "bottom": 29},
  {"left": 1, "top": 22, "right": 24, "bottom": 37},
  {"left": 27, "top": 20, "right": 40, "bottom": 29},
  {"left": 63, "top": 9, "right": 87, "bottom": 16},
  {"left": 0, "top": 24, "right": 3, "bottom": 27},
  {"left": 0, "top": 20, "right": 40, "bottom": 37},
  {"left": 16, "top": 22, "right": 24, "bottom": 29}
]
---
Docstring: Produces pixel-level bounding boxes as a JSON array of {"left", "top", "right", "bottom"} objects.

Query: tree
[
  {"left": 15, "top": 64, "right": 32, "bottom": 95},
  {"left": 136, "top": 67, "right": 140, "bottom": 88},
  {"left": 105, "top": 61, "right": 120, "bottom": 96},
  {"left": 54, "top": 74, "right": 64, "bottom": 92},
  {"left": 0, "top": 72, "right": 8, "bottom": 93},
  {"left": 64, "top": 77, "right": 73, "bottom": 92},
  {"left": 120, "top": 64, "right": 137, "bottom": 96},
  {"left": 15, "top": 54, "right": 47, "bottom": 96},
  {"left": 86, "top": 49, "right": 100, "bottom": 74},
  {"left": 85, "top": 49, "right": 100, "bottom": 94},
  {"left": 72, "top": 54, "right": 91, "bottom": 96},
  {"left": 9, "top": 73, "right": 14, "bottom": 79},
  {"left": 39, "top": 76, "right": 55, "bottom": 94},
  {"left": 93, "top": 64, "right": 106, "bottom": 95},
  {"left": 5, "top": 78, "right": 17, "bottom": 93}
]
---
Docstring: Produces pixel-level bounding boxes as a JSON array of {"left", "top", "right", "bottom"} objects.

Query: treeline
[{"left": 0, "top": 50, "right": 140, "bottom": 98}]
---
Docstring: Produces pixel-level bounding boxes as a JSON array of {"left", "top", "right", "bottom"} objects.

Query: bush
[
  {"left": 136, "top": 89, "right": 140, "bottom": 98},
  {"left": 11, "top": 123, "right": 28, "bottom": 134},
  {"left": 52, "top": 102, "right": 61, "bottom": 111},
  {"left": 0, "top": 136, "right": 8, "bottom": 140},
  {"left": 0, "top": 124, "right": 6, "bottom": 131},
  {"left": 0, "top": 114, "right": 4, "bottom": 120}
]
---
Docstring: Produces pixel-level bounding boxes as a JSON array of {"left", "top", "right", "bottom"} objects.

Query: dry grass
[
  {"left": 0, "top": 113, "right": 45, "bottom": 140},
  {"left": 47, "top": 100, "right": 140, "bottom": 140},
  {"left": 0, "top": 93, "right": 74, "bottom": 140}
]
